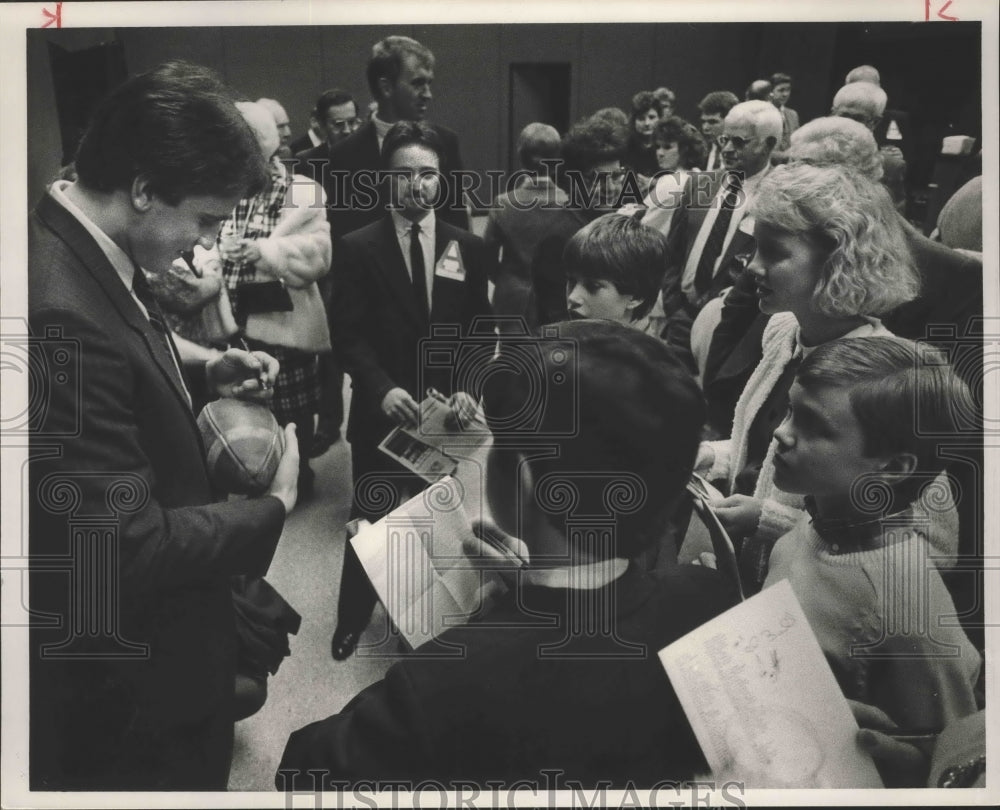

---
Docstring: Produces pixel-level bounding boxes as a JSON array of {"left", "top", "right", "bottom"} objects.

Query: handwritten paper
[
  {"left": 659, "top": 579, "right": 883, "bottom": 788},
  {"left": 351, "top": 477, "right": 502, "bottom": 649}
]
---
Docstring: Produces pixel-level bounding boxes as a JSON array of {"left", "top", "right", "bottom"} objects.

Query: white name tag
[{"left": 434, "top": 240, "right": 466, "bottom": 281}]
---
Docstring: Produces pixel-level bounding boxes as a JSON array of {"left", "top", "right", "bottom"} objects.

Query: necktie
[
  {"left": 132, "top": 266, "right": 190, "bottom": 402},
  {"left": 693, "top": 172, "right": 742, "bottom": 297},
  {"left": 410, "top": 222, "right": 430, "bottom": 322},
  {"left": 132, "top": 268, "right": 173, "bottom": 357}
]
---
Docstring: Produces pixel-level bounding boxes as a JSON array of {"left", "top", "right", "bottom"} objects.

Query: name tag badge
[
  {"left": 738, "top": 215, "right": 755, "bottom": 236},
  {"left": 434, "top": 240, "right": 466, "bottom": 281}
]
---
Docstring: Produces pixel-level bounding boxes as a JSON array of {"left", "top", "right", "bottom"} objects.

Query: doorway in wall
[{"left": 508, "top": 63, "right": 571, "bottom": 171}]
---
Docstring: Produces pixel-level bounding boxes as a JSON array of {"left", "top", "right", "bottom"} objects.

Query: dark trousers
[{"left": 334, "top": 434, "right": 425, "bottom": 634}]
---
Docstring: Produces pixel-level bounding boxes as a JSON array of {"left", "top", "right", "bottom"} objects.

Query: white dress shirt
[
  {"left": 680, "top": 164, "right": 771, "bottom": 300},
  {"left": 391, "top": 209, "right": 436, "bottom": 311}
]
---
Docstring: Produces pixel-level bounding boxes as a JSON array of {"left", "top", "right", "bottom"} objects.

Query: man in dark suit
[
  {"left": 278, "top": 320, "right": 738, "bottom": 788},
  {"left": 659, "top": 99, "right": 782, "bottom": 369},
  {"left": 329, "top": 121, "right": 492, "bottom": 660},
  {"left": 28, "top": 62, "right": 300, "bottom": 790},
  {"left": 319, "top": 35, "right": 469, "bottom": 241}
]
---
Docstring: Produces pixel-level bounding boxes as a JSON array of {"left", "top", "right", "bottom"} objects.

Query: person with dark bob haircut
[
  {"left": 564, "top": 213, "right": 666, "bottom": 329},
  {"left": 278, "top": 319, "right": 738, "bottom": 788},
  {"left": 624, "top": 90, "right": 664, "bottom": 178},
  {"left": 29, "top": 60, "right": 299, "bottom": 790},
  {"left": 74, "top": 61, "right": 267, "bottom": 207}
]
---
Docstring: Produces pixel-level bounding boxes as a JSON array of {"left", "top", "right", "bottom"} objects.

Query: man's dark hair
[
  {"left": 561, "top": 115, "right": 629, "bottom": 174},
  {"left": 314, "top": 88, "right": 356, "bottom": 120},
  {"left": 366, "top": 35, "right": 434, "bottom": 98},
  {"left": 630, "top": 90, "right": 663, "bottom": 121},
  {"left": 483, "top": 319, "right": 704, "bottom": 558},
  {"left": 73, "top": 61, "right": 267, "bottom": 206},
  {"left": 697, "top": 90, "right": 740, "bottom": 117},
  {"left": 770, "top": 72, "right": 793, "bottom": 87},
  {"left": 380, "top": 120, "right": 443, "bottom": 167},
  {"left": 563, "top": 213, "right": 666, "bottom": 321}
]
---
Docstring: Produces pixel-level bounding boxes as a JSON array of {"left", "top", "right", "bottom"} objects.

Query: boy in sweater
[{"left": 763, "top": 336, "right": 981, "bottom": 735}]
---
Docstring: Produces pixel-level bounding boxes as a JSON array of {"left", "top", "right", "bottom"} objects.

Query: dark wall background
[{"left": 27, "top": 22, "right": 982, "bottom": 210}]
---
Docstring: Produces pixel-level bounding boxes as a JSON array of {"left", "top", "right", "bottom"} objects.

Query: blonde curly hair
[{"left": 750, "top": 162, "right": 919, "bottom": 318}]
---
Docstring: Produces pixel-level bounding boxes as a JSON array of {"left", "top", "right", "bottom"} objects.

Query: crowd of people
[{"left": 26, "top": 31, "right": 986, "bottom": 795}]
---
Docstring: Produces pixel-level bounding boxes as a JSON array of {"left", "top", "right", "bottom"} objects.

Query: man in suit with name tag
[
  {"left": 659, "top": 99, "right": 783, "bottom": 370},
  {"left": 328, "top": 121, "right": 492, "bottom": 660}
]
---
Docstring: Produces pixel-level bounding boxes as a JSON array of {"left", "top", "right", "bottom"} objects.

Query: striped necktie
[{"left": 693, "top": 172, "right": 743, "bottom": 297}]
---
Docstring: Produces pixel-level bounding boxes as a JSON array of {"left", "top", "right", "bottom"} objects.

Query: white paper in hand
[
  {"left": 351, "top": 476, "right": 499, "bottom": 649},
  {"left": 658, "top": 579, "right": 882, "bottom": 788}
]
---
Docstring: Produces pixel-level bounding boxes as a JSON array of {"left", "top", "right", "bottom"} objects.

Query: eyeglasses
[{"left": 716, "top": 134, "right": 753, "bottom": 150}]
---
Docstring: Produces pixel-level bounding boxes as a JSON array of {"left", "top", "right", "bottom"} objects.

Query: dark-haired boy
[
  {"left": 279, "top": 319, "right": 738, "bottom": 788},
  {"left": 763, "top": 337, "right": 980, "bottom": 735},
  {"left": 564, "top": 212, "right": 664, "bottom": 335}
]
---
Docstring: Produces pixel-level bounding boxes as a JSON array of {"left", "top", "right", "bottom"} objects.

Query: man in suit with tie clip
[{"left": 328, "top": 120, "right": 493, "bottom": 660}]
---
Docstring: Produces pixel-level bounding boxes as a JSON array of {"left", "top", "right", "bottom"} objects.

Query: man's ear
[
  {"left": 763, "top": 135, "right": 778, "bottom": 151},
  {"left": 624, "top": 295, "right": 643, "bottom": 315},
  {"left": 130, "top": 176, "right": 154, "bottom": 212},
  {"left": 377, "top": 75, "right": 393, "bottom": 102},
  {"left": 879, "top": 452, "right": 918, "bottom": 477}
]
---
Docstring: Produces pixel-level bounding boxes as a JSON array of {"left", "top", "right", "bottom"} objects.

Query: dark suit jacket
[
  {"left": 310, "top": 120, "right": 469, "bottom": 241},
  {"left": 28, "top": 191, "right": 286, "bottom": 790},
  {"left": 277, "top": 563, "right": 737, "bottom": 787},
  {"left": 659, "top": 169, "right": 755, "bottom": 368},
  {"left": 331, "top": 216, "right": 492, "bottom": 454},
  {"left": 662, "top": 169, "right": 756, "bottom": 314}
]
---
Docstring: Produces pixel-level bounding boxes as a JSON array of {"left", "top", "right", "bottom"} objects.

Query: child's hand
[
  {"left": 710, "top": 494, "right": 763, "bottom": 538},
  {"left": 849, "top": 699, "right": 932, "bottom": 787}
]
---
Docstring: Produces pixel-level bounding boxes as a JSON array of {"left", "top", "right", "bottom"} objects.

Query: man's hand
[
  {"left": 207, "top": 348, "right": 279, "bottom": 402},
  {"left": 265, "top": 423, "right": 300, "bottom": 514},
  {"left": 381, "top": 387, "right": 419, "bottom": 427},
  {"left": 848, "top": 699, "right": 932, "bottom": 788},
  {"left": 237, "top": 238, "right": 263, "bottom": 264},
  {"left": 444, "top": 391, "right": 482, "bottom": 431},
  {"left": 461, "top": 519, "right": 529, "bottom": 584},
  {"left": 711, "top": 494, "right": 763, "bottom": 538}
]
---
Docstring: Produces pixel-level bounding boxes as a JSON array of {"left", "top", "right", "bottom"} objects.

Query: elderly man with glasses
[{"left": 656, "top": 99, "right": 782, "bottom": 370}]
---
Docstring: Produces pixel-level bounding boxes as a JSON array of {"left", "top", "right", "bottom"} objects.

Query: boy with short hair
[
  {"left": 763, "top": 336, "right": 981, "bottom": 734},
  {"left": 564, "top": 212, "right": 665, "bottom": 333}
]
